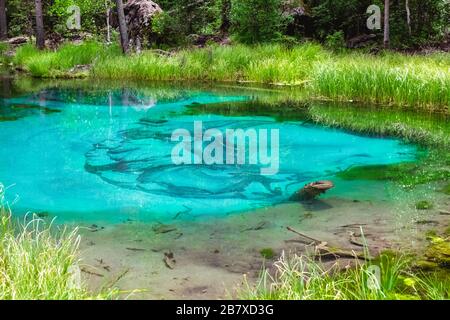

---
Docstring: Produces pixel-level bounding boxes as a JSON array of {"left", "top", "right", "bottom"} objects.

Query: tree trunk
[
  {"left": 405, "top": 0, "right": 411, "bottom": 35},
  {"left": 115, "top": 0, "right": 129, "bottom": 54},
  {"left": 35, "top": 0, "right": 45, "bottom": 49},
  {"left": 0, "top": 0, "right": 7, "bottom": 40},
  {"left": 106, "top": 3, "right": 111, "bottom": 43},
  {"left": 384, "top": 0, "right": 390, "bottom": 49}
]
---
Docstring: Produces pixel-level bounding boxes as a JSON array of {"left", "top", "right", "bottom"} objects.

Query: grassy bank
[
  {"left": 7, "top": 42, "right": 450, "bottom": 110},
  {"left": 313, "top": 53, "right": 450, "bottom": 110},
  {"left": 242, "top": 251, "right": 450, "bottom": 300},
  {"left": 0, "top": 184, "right": 114, "bottom": 299}
]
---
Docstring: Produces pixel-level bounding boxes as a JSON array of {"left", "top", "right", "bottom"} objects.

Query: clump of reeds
[
  {"left": 0, "top": 183, "right": 115, "bottom": 300},
  {"left": 241, "top": 251, "right": 449, "bottom": 300}
]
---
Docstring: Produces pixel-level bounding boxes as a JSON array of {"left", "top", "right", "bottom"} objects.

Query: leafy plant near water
[
  {"left": 241, "top": 252, "right": 450, "bottom": 300},
  {"left": 0, "top": 184, "right": 115, "bottom": 300}
]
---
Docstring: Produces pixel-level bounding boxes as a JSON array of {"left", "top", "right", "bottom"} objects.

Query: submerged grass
[
  {"left": 7, "top": 41, "right": 449, "bottom": 110},
  {"left": 241, "top": 252, "right": 450, "bottom": 300},
  {"left": 308, "top": 103, "right": 450, "bottom": 147},
  {"left": 187, "top": 98, "right": 450, "bottom": 188},
  {"left": 187, "top": 98, "right": 450, "bottom": 147},
  {"left": 0, "top": 184, "right": 115, "bottom": 300}
]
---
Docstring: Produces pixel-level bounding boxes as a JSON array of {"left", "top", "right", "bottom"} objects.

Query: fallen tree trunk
[{"left": 290, "top": 180, "right": 334, "bottom": 201}]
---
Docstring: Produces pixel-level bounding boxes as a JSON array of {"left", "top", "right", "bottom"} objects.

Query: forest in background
[{"left": 0, "top": 0, "right": 449, "bottom": 51}]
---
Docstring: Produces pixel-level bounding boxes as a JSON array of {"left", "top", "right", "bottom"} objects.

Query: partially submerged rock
[{"left": 290, "top": 180, "right": 334, "bottom": 201}]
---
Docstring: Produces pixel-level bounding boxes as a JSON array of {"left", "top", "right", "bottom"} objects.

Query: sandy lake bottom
[{"left": 77, "top": 179, "right": 449, "bottom": 299}]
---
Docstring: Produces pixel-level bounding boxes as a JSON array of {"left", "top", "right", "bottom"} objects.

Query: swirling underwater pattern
[{"left": 0, "top": 87, "right": 418, "bottom": 222}]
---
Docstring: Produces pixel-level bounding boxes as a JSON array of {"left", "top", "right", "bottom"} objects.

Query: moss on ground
[
  {"left": 260, "top": 248, "right": 275, "bottom": 259},
  {"left": 416, "top": 200, "right": 434, "bottom": 210},
  {"left": 441, "top": 184, "right": 450, "bottom": 195},
  {"left": 336, "top": 159, "right": 450, "bottom": 189}
]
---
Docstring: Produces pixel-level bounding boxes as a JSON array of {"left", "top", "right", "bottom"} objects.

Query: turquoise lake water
[{"left": 0, "top": 85, "right": 418, "bottom": 222}]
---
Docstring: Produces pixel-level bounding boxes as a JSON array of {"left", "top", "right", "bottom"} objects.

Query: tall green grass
[
  {"left": 0, "top": 183, "right": 115, "bottom": 300},
  {"left": 313, "top": 53, "right": 450, "bottom": 109},
  {"left": 92, "top": 43, "right": 327, "bottom": 84},
  {"left": 241, "top": 252, "right": 450, "bottom": 300},
  {"left": 10, "top": 41, "right": 450, "bottom": 109},
  {"left": 13, "top": 42, "right": 122, "bottom": 78}
]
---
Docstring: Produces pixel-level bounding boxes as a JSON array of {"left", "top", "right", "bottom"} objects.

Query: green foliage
[
  {"left": 391, "top": 0, "right": 450, "bottom": 48},
  {"left": 92, "top": 43, "right": 326, "bottom": 84},
  {"left": 312, "top": 52, "right": 450, "bottom": 108},
  {"left": 305, "top": 0, "right": 450, "bottom": 48},
  {"left": 0, "top": 42, "right": 7, "bottom": 55},
  {"left": 260, "top": 248, "right": 275, "bottom": 259},
  {"left": 241, "top": 252, "right": 449, "bottom": 300},
  {"left": 151, "top": 12, "right": 181, "bottom": 46},
  {"left": 3, "top": 0, "right": 34, "bottom": 37},
  {"left": 153, "top": 0, "right": 225, "bottom": 46},
  {"left": 230, "top": 0, "right": 288, "bottom": 43},
  {"left": 12, "top": 44, "right": 39, "bottom": 66},
  {"left": 308, "top": 0, "right": 373, "bottom": 40},
  {"left": 47, "top": 0, "right": 106, "bottom": 34},
  {"left": 324, "top": 31, "right": 346, "bottom": 51},
  {"left": 2, "top": 0, "right": 449, "bottom": 49},
  {"left": 14, "top": 42, "right": 121, "bottom": 78},
  {"left": 13, "top": 41, "right": 450, "bottom": 111},
  {"left": 0, "top": 184, "right": 116, "bottom": 299}
]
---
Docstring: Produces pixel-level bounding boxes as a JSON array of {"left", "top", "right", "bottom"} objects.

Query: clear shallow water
[{"left": 0, "top": 85, "right": 418, "bottom": 222}]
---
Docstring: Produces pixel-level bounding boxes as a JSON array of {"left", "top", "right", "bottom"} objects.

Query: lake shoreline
[
  {"left": 76, "top": 181, "right": 449, "bottom": 299},
  {"left": 3, "top": 42, "right": 450, "bottom": 111}
]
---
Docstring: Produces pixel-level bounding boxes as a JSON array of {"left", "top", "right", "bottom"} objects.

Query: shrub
[{"left": 230, "top": 0, "right": 288, "bottom": 43}]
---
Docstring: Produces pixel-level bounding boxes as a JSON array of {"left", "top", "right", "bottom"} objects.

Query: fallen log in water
[{"left": 290, "top": 180, "right": 334, "bottom": 201}]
